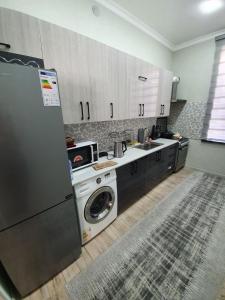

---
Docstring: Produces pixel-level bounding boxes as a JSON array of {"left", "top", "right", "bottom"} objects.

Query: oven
[{"left": 175, "top": 139, "right": 189, "bottom": 172}]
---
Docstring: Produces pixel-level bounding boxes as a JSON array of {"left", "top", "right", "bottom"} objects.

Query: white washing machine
[{"left": 74, "top": 169, "right": 117, "bottom": 245}]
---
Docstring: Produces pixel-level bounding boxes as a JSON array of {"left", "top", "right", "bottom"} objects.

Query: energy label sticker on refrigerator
[{"left": 38, "top": 70, "right": 61, "bottom": 106}]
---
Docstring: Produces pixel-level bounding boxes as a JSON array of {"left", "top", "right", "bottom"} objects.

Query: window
[{"left": 202, "top": 35, "right": 225, "bottom": 143}]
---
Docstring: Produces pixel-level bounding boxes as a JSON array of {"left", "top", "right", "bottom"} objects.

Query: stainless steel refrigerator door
[
  {"left": 0, "top": 62, "right": 73, "bottom": 231},
  {"left": 0, "top": 199, "right": 81, "bottom": 297}
]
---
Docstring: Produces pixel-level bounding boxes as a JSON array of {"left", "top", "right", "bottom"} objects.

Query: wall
[
  {"left": 169, "top": 40, "right": 225, "bottom": 176},
  {"left": 65, "top": 118, "right": 156, "bottom": 152},
  {"left": 0, "top": 0, "right": 172, "bottom": 70}
]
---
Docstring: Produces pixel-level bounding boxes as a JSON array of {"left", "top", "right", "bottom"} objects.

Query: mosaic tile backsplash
[
  {"left": 168, "top": 101, "right": 207, "bottom": 139},
  {"left": 64, "top": 118, "right": 156, "bottom": 151}
]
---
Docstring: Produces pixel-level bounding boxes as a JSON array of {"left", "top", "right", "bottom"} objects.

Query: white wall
[
  {"left": 173, "top": 40, "right": 215, "bottom": 102},
  {"left": 172, "top": 40, "right": 225, "bottom": 176},
  {"left": 0, "top": 0, "right": 172, "bottom": 70}
]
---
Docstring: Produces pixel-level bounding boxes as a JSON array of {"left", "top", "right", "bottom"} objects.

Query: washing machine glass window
[{"left": 84, "top": 186, "right": 115, "bottom": 224}]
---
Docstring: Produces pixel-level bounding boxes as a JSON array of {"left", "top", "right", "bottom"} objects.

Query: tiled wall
[
  {"left": 64, "top": 118, "right": 156, "bottom": 151},
  {"left": 168, "top": 101, "right": 207, "bottom": 139}
]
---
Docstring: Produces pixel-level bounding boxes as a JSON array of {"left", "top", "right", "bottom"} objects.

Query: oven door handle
[{"left": 180, "top": 143, "right": 189, "bottom": 149}]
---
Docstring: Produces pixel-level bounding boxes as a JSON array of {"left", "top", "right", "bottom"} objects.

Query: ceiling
[{"left": 97, "top": 0, "right": 225, "bottom": 50}]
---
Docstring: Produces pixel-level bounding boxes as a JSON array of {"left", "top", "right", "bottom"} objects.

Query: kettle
[{"left": 114, "top": 141, "right": 127, "bottom": 158}]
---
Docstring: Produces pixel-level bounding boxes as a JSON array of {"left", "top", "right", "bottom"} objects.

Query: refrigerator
[{"left": 0, "top": 62, "right": 81, "bottom": 297}]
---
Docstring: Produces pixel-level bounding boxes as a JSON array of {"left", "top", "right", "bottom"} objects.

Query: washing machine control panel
[{"left": 96, "top": 177, "right": 102, "bottom": 184}]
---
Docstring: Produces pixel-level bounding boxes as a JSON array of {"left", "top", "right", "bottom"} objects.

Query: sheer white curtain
[{"left": 202, "top": 36, "right": 225, "bottom": 143}]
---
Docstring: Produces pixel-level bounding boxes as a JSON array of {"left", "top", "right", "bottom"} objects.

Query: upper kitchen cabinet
[
  {"left": 84, "top": 38, "right": 119, "bottom": 122},
  {"left": 0, "top": 8, "right": 42, "bottom": 58},
  {"left": 40, "top": 20, "right": 123, "bottom": 123},
  {"left": 157, "top": 69, "right": 173, "bottom": 117},
  {"left": 127, "top": 56, "right": 158, "bottom": 119},
  {"left": 85, "top": 40, "right": 128, "bottom": 121},
  {"left": 39, "top": 21, "right": 91, "bottom": 124}
]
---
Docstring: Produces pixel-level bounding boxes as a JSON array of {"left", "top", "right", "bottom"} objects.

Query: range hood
[{"left": 171, "top": 76, "right": 187, "bottom": 103}]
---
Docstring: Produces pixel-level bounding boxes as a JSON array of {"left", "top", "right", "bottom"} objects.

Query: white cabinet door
[
  {"left": 40, "top": 21, "right": 85, "bottom": 124},
  {"left": 105, "top": 46, "right": 120, "bottom": 121},
  {"left": 157, "top": 69, "right": 173, "bottom": 117},
  {"left": 127, "top": 55, "right": 141, "bottom": 119},
  {"left": 86, "top": 39, "right": 118, "bottom": 122},
  {"left": 0, "top": 8, "right": 42, "bottom": 58},
  {"left": 117, "top": 51, "right": 129, "bottom": 120},
  {"left": 77, "top": 35, "right": 95, "bottom": 123},
  {"left": 127, "top": 56, "right": 159, "bottom": 119},
  {"left": 140, "top": 62, "right": 159, "bottom": 118}
]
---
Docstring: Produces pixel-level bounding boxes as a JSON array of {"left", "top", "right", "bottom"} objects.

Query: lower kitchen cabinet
[
  {"left": 116, "top": 143, "right": 179, "bottom": 214},
  {"left": 116, "top": 157, "right": 147, "bottom": 214}
]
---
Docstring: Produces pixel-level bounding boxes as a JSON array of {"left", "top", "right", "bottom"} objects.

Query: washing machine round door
[{"left": 84, "top": 186, "right": 115, "bottom": 224}]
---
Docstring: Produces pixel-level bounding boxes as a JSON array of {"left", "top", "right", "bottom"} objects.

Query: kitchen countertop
[{"left": 72, "top": 138, "right": 178, "bottom": 186}]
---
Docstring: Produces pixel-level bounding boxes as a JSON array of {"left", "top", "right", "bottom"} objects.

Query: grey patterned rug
[{"left": 67, "top": 171, "right": 225, "bottom": 300}]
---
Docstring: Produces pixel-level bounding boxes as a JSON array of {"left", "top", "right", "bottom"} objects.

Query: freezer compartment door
[
  {"left": 0, "top": 62, "right": 72, "bottom": 230},
  {"left": 0, "top": 199, "right": 81, "bottom": 297}
]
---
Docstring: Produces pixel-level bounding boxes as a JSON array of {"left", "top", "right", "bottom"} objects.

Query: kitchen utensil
[
  {"left": 123, "top": 129, "right": 135, "bottom": 145},
  {"left": 138, "top": 128, "right": 145, "bottom": 143},
  {"left": 114, "top": 141, "right": 127, "bottom": 158},
  {"left": 150, "top": 125, "right": 161, "bottom": 140},
  {"left": 66, "top": 136, "right": 75, "bottom": 148},
  {"left": 144, "top": 128, "right": 149, "bottom": 142}
]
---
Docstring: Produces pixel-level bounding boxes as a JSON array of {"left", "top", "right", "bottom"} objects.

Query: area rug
[{"left": 66, "top": 171, "right": 225, "bottom": 300}]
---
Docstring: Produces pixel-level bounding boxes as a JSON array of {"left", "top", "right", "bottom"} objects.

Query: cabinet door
[
  {"left": 116, "top": 158, "right": 146, "bottom": 214},
  {"left": 145, "top": 151, "right": 162, "bottom": 189},
  {"left": 157, "top": 69, "right": 173, "bottom": 117},
  {"left": 127, "top": 56, "right": 159, "bottom": 119},
  {"left": 99, "top": 45, "right": 120, "bottom": 121},
  {"left": 127, "top": 55, "right": 140, "bottom": 119},
  {"left": 40, "top": 21, "right": 87, "bottom": 124},
  {"left": 117, "top": 51, "right": 129, "bottom": 120},
  {"left": 0, "top": 8, "right": 42, "bottom": 58},
  {"left": 78, "top": 38, "right": 120, "bottom": 122},
  {"left": 141, "top": 63, "right": 159, "bottom": 118}
]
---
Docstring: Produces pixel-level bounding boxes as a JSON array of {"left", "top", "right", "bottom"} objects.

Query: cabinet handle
[
  {"left": 156, "top": 151, "right": 161, "bottom": 161},
  {"left": 142, "top": 104, "right": 144, "bottom": 116},
  {"left": 139, "top": 104, "right": 142, "bottom": 117},
  {"left": 0, "top": 42, "right": 11, "bottom": 50},
  {"left": 135, "top": 161, "right": 138, "bottom": 173},
  {"left": 86, "top": 102, "right": 90, "bottom": 120},
  {"left": 80, "top": 102, "right": 84, "bottom": 121},
  {"left": 162, "top": 105, "right": 165, "bottom": 115},
  {"left": 138, "top": 76, "right": 147, "bottom": 81},
  {"left": 110, "top": 102, "right": 113, "bottom": 119},
  {"left": 130, "top": 163, "right": 135, "bottom": 175},
  {"left": 160, "top": 104, "right": 163, "bottom": 115}
]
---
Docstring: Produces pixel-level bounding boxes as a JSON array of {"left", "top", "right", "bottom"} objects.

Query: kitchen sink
[{"left": 134, "top": 142, "right": 163, "bottom": 151}]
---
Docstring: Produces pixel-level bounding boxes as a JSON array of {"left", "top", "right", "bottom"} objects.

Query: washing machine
[{"left": 74, "top": 169, "right": 117, "bottom": 245}]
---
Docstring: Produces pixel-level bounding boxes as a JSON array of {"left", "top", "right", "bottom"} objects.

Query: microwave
[{"left": 67, "top": 141, "right": 99, "bottom": 171}]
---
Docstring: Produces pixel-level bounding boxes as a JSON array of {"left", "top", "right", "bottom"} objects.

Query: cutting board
[{"left": 93, "top": 161, "right": 117, "bottom": 171}]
